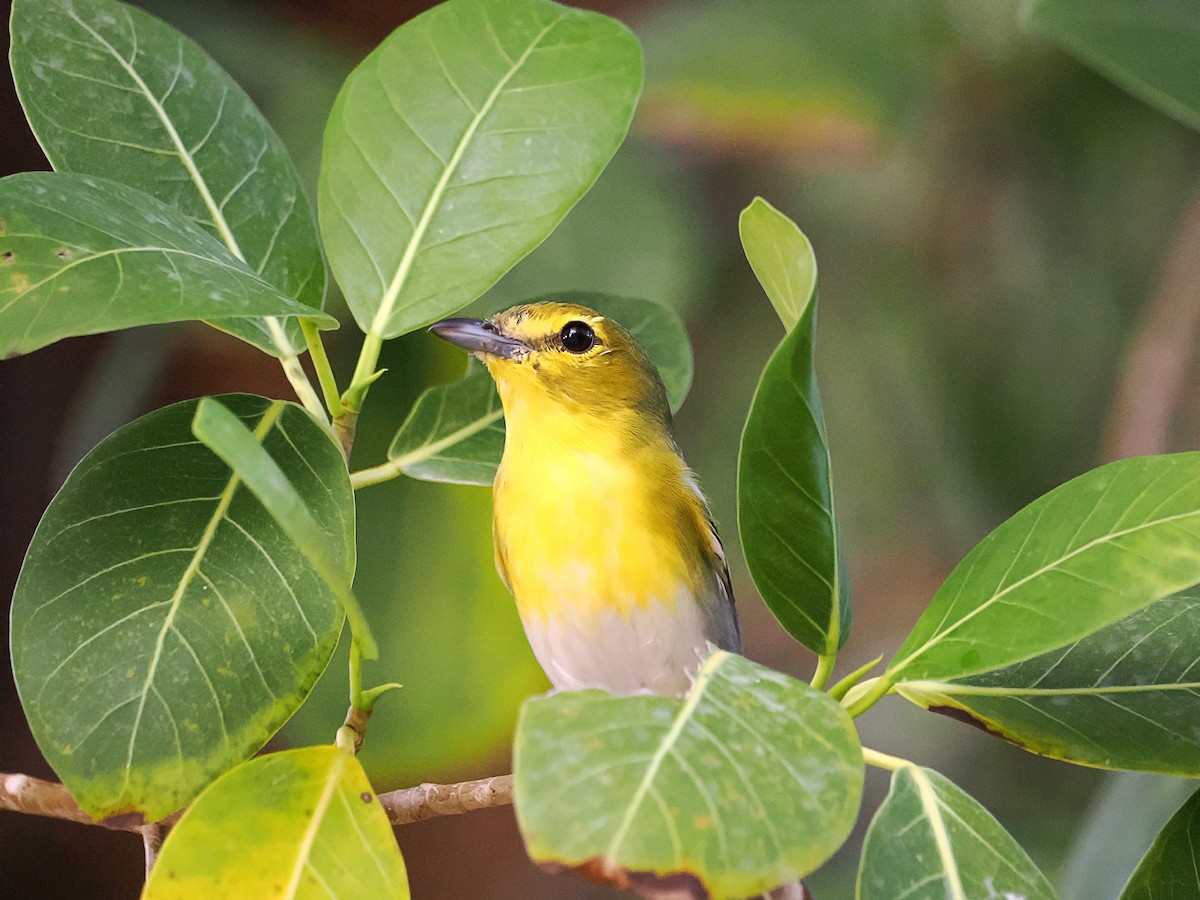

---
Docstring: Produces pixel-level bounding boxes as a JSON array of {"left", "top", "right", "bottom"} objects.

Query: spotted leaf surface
[{"left": 10, "top": 395, "right": 350, "bottom": 820}]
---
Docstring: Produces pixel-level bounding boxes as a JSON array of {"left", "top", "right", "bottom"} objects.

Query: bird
[{"left": 429, "top": 301, "right": 741, "bottom": 697}]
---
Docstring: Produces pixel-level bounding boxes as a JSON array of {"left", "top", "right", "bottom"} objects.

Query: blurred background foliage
[{"left": 2, "top": 0, "right": 1199, "bottom": 897}]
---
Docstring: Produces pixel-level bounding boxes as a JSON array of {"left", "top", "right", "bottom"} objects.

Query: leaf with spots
[
  {"left": 318, "top": 0, "right": 643, "bottom": 339},
  {"left": 513, "top": 651, "right": 863, "bottom": 899},
  {"left": 0, "top": 173, "right": 334, "bottom": 358},
  {"left": 897, "top": 592, "right": 1200, "bottom": 775},
  {"left": 383, "top": 292, "right": 691, "bottom": 487},
  {"left": 738, "top": 198, "right": 848, "bottom": 657},
  {"left": 10, "top": 395, "right": 350, "bottom": 821},
  {"left": 857, "top": 766, "right": 1055, "bottom": 900},
  {"left": 9, "top": 0, "right": 326, "bottom": 355},
  {"left": 887, "top": 452, "right": 1200, "bottom": 684},
  {"left": 143, "top": 746, "right": 409, "bottom": 899}
]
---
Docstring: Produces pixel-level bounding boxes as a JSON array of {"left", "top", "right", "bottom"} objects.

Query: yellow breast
[{"left": 491, "top": 380, "right": 703, "bottom": 626}]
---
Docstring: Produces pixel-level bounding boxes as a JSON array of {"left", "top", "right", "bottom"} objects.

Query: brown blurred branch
[
  {"left": 1101, "top": 179, "right": 1200, "bottom": 461},
  {"left": 1, "top": 769, "right": 514, "bottom": 833},
  {"left": 377, "top": 774, "right": 514, "bottom": 825}
]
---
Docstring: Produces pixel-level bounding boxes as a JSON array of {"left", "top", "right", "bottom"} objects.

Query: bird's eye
[{"left": 559, "top": 321, "right": 596, "bottom": 354}]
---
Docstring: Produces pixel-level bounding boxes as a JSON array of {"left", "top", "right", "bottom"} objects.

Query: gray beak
[{"left": 428, "top": 317, "right": 527, "bottom": 360}]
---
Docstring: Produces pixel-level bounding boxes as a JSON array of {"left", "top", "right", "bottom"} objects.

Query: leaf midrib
[
  {"left": 892, "top": 507, "right": 1200, "bottom": 676},
  {"left": 367, "top": 12, "right": 564, "bottom": 338},
  {"left": 604, "top": 651, "right": 728, "bottom": 861}
]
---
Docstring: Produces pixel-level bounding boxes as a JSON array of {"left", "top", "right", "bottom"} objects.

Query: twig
[
  {"left": 377, "top": 774, "right": 514, "bottom": 825},
  {"left": 1101, "top": 178, "right": 1200, "bottom": 461},
  {"left": 142, "top": 822, "right": 163, "bottom": 877},
  {"left": 1, "top": 770, "right": 515, "bottom": 832}
]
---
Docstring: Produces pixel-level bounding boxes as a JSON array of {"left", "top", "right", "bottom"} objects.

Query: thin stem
[
  {"left": 828, "top": 655, "right": 883, "bottom": 702},
  {"left": 843, "top": 674, "right": 894, "bottom": 718},
  {"left": 301, "top": 318, "right": 343, "bottom": 417},
  {"left": 810, "top": 652, "right": 836, "bottom": 690},
  {"left": 142, "top": 822, "right": 163, "bottom": 878},
  {"left": 344, "top": 332, "right": 384, "bottom": 412},
  {"left": 350, "top": 461, "right": 404, "bottom": 491},
  {"left": 264, "top": 318, "right": 328, "bottom": 425},
  {"left": 862, "top": 746, "right": 914, "bottom": 772},
  {"left": 349, "top": 639, "right": 365, "bottom": 710}
]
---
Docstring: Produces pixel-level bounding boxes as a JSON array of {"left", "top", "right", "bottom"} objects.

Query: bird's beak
[{"left": 428, "top": 317, "right": 527, "bottom": 360}]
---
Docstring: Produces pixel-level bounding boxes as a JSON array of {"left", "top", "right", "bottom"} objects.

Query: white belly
[{"left": 521, "top": 587, "right": 712, "bottom": 697}]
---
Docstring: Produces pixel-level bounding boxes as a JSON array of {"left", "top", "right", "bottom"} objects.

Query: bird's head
[{"left": 429, "top": 301, "right": 671, "bottom": 424}]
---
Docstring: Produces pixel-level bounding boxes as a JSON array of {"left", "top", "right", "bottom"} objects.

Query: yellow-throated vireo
[{"left": 430, "top": 302, "right": 741, "bottom": 697}]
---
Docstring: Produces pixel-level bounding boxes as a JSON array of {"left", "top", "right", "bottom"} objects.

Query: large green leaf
[
  {"left": 143, "top": 746, "right": 409, "bottom": 899},
  {"left": 1028, "top": 0, "right": 1200, "bottom": 132},
  {"left": 192, "top": 398, "right": 376, "bottom": 657},
  {"left": 9, "top": 0, "right": 326, "bottom": 354},
  {"left": 10, "top": 395, "right": 349, "bottom": 820},
  {"left": 380, "top": 292, "right": 692, "bottom": 487},
  {"left": 318, "top": 0, "right": 643, "bottom": 339},
  {"left": 737, "top": 198, "right": 847, "bottom": 656},
  {"left": 857, "top": 766, "right": 1055, "bottom": 900},
  {"left": 0, "top": 173, "right": 334, "bottom": 358},
  {"left": 514, "top": 651, "right": 863, "bottom": 898},
  {"left": 897, "top": 593, "right": 1200, "bottom": 775},
  {"left": 888, "top": 453, "right": 1200, "bottom": 683},
  {"left": 1120, "top": 785, "right": 1200, "bottom": 900}
]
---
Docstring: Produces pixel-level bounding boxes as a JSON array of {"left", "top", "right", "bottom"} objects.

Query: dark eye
[{"left": 559, "top": 321, "right": 595, "bottom": 353}]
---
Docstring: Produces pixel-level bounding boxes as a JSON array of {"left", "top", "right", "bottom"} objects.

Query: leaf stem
[
  {"left": 828, "top": 655, "right": 883, "bottom": 701},
  {"left": 861, "top": 746, "right": 914, "bottom": 772},
  {"left": 263, "top": 317, "right": 328, "bottom": 424},
  {"left": 349, "top": 461, "right": 404, "bottom": 491},
  {"left": 344, "top": 332, "right": 384, "bottom": 413},
  {"left": 301, "top": 317, "right": 343, "bottom": 417},
  {"left": 810, "top": 651, "right": 836, "bottom": 690},
  {"left": 843, "top": 674, "right": 895, "bottom": 718}
]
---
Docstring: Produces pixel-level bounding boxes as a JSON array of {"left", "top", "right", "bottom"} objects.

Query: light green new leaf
[
  {"left": 889, "top": 453, "right": 1200, "bottom": 683},
  {"left": 10, "top": 0, "right": 327, "bottom": 355},
  {"left": 1028, "top": 0, "right": 1200, "bottom": 132},
  {"left": 514, "top": 651, "right": 863, "bottom": 899},
  {"left": 143, "top": 746, "right": 409, "bottom": 899},
  {"left": 738, "top": 198, "right": 847, "bottom": 656},
  {"left": 857, "top": 766, "right": 1055, "bottom": 900},
  {"left": 0, "top": 173, "right": 334, "bottom": 358},
  {"left": 191, "top": 398, "right": 375, "bottom": 658},
  {"left": 10, "top": 395, "right": 348, "bottom": 820},
  {"left": 898, "top": 593, "right": 1200, "bottom": 775},
  {"left": 387, "top": 292, "right": 692, "bottom": 486},
  {"left": 739, "top": 197, "right": 817, "bottom": 331},
  {"left": 319, "top": 0, "right": 643, "bottom": 339},
  {"left": 1120, "top": 786, "right": 1200, "bottom": 900}
]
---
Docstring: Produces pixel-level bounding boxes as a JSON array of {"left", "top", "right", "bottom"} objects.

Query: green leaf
[
  {"left": 318, "top": 0, "right": 643, "bottom": 339},
  {"left": 857, "top": 766, "right": 1055, "bottom": 900},
  {"left": 1120, "top": 785, "right": 1200, "bottom": 900},
  {"left": 1028, "top": 0, "right": 1200, "bottom": 132},
  {"left": 0, "top": 173, "right": 334, "bottom": 358},
  {"left": 10, "top": 0, "right": 327, "bottom": 354},
  {"left": 897, "top": 593, "right": 1200, "bottom": 775},
  {"left": 191, "top": 398, "right": 375, "bottom": 658},
  {"left": 387, "top": 357, "right": 505, "bottom": 487},
  {"left": 737, "top": 198, "right": 847, "bottom": 656},
  {"left": 387, "top": 292, "right": 692, "bottom": 486},
  {"left": 738, "top": 197, "right": 817, "bottom": 331},
  {"left": 888, "top": 453, "right": 1200, "bottom": 683},
  {"left": 143, "top": 746, "right": 409, "bottom": 899},
  {"left": 1062, "top": 772, "right": 1197, "bottom": 900},
  {"left": 514, "top": 651, "right": 863, "bottom": 897},
  {"left": 10, "top": 395, "right": 348, "bottom": 820}
]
